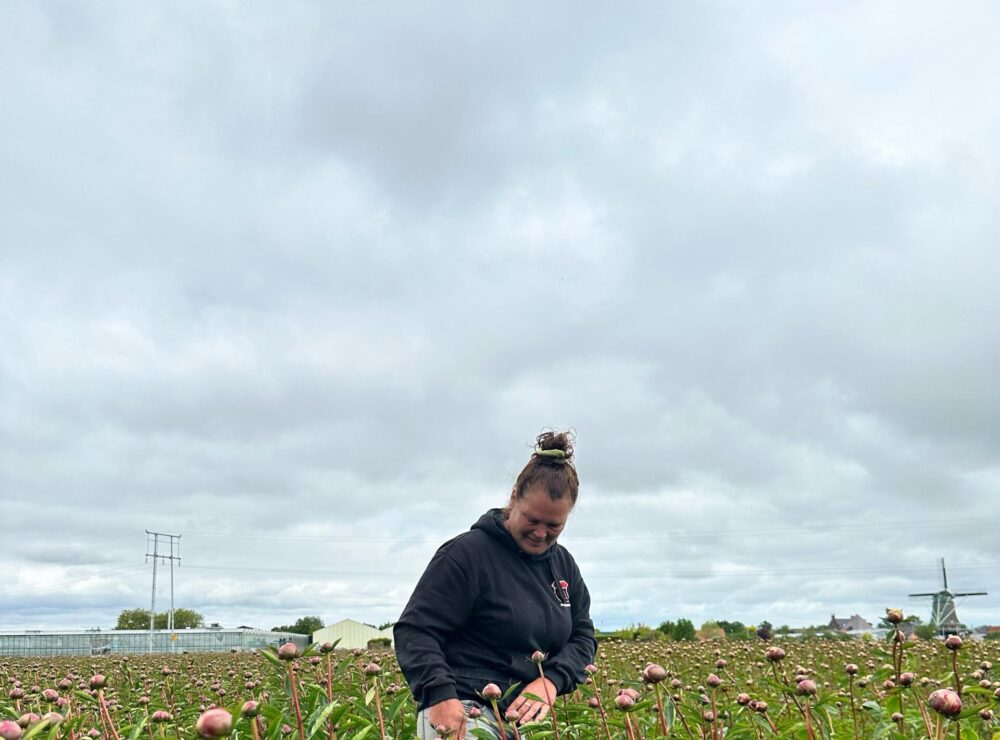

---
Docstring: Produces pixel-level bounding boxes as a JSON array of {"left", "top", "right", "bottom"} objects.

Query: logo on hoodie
[{"left": 551, "top": 579, "right": 571, "bottom": 607}]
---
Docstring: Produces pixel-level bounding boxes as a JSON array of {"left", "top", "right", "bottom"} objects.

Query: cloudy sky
[{"left": 2, "top": 1, "right": 999, "bottom": 636}]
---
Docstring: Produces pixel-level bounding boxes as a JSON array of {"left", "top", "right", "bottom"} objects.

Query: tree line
[{"left": 113, "top": 609, "right": 327, "bottom": 635}]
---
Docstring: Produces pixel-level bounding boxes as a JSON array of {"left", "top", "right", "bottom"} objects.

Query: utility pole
[{"left": 145, "top": 531, "right": 181, "bottom": 654}]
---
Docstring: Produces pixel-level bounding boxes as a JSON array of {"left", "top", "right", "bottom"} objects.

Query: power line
[
  {"left": 179, "top": 516, "right": 1000, "bottom": 543},
  {"left": 179, "top": 560, "right": 1000, "bottom": 581}
]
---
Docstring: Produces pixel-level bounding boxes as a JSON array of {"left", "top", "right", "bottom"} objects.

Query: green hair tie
[{"left": 535, "top": 448, "right": 568, "bottom": 463}]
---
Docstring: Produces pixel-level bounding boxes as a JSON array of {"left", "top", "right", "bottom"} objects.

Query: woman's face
[{"left": 504, "top": 485, "right": 573, "bottom": 555}]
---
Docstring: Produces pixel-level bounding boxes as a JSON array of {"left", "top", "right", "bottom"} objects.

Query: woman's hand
[
  {"left": 507, "top": 677, "right": 558, "bottom": 725},
  {"left": 425, "top": 698, "right": 468, "bottom": 738}
]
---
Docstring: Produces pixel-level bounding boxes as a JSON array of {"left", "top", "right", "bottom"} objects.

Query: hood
[{"left": 472, "top": 508, "right": 558, "bottom": 562}]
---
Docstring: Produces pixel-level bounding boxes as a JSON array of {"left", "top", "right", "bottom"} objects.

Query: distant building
[
  {"left": 312, "top": 619, "right": 394, "bottom": 649},
  {"left": 828, "top": 614, "right": 873, "bottom": 632},
  {"left": 0, "top": 628, "right": 308, "bottom": 658}
]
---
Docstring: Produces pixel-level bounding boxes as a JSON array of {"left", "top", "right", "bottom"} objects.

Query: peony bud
[
  {"left": 885, "top": 609, "right": 903, "bottom": 624},
  {"left": 845, "top": 663, "right": 859, "bottom": 675},
  {"left": 150, "top": 711, "right": 173, "bottom": 723},
  {"left": 241, "top": 702, "right": 258, "bottom": 719},
  {"left": 530, "top": 651, "right": 546, "bottom": 664},
  {"left": 364, "top": 663, "right": 381, "bottom": 676},
  {"left": 89, "top": 675, "right": 106, "bottom": 690},
  {"left": 944, "top": 635, "right": 962, "bottom": 651},
  {"left": 614, "top": 693, "right": 635, "bottom": 711},
  {"left": 277, "top": 643, "right": 299, "bottom": 661},
  {"left": 642, "top": 663, "right": 667, "bottom": 683},
  {"left": 195, "top": 708, "right": 233, "bottom": 738},
  {"left": 481, "top": 683, "right": 502, "bottom": 701},
  {"left": 707, "top": 674, "right": 722, "bottom": 689},
  {"left": 796, "top": 679, "right": 817, "bottom": 696},
  {"left": 928, "top": 688, "right": 962, "bottom": 717},
  {"left": 765, "top": 647, "right": 785, "bottom": 662},
  {"left": 16, "top": 715, "right": 39, "bottom": 729},
  {"left": 0, "top": 721, "right": 22, "bottom": 740}
]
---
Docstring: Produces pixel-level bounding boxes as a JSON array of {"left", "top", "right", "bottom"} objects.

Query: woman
[{"left": 394, "top": 430, "right": 596, "bottom": 739}]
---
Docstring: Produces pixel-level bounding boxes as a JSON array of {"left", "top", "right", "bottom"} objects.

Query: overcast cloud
[{"left": 2, "top": 1, "right": 998, "bottom": 634}]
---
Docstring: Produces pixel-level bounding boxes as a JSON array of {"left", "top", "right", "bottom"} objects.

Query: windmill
[{"left": 909, "top": 558, "right": 987, "bottom": 636}]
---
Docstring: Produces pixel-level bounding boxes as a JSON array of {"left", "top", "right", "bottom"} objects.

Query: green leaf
[
  {"left": 364, "top": 686, "right": 376, "bottom": 706},
  {"left": 126, "top": 715, "right": 149, "bottom": 740},
  {"left": 351, "top": 725, "right": 373, "bottom": 740},
  {"left": 23, "top": 720, "right": 54, "bottom": 740},
  {"left": 259, "top": 646, "right": 282, "bottom": 668},
  {"left": 501, "top": 682, "right": 522, "bottom": 700},
  {"left": 306, "top": 701, "right": 341, "bottom": 739}
]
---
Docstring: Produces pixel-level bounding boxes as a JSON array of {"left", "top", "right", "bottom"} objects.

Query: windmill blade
[
  {"left": 909, "top": 593, "right": 937, "bottom": 597},
  {"left": 941, "top": 558, "right": 948, "bottom": 590},
  {"left": 952, "top": 592, "right": 988, "bottom": 597}
]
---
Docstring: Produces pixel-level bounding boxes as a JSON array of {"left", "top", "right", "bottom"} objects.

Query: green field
[{"left": 2, "top": 635, "right": 998, "bottom": 739}]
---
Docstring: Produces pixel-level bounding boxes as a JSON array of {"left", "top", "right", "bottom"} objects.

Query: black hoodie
[{"left": 393, "top": 509, "right": 596, "bottom": 712}]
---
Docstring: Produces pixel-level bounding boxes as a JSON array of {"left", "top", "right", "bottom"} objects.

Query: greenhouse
[{"left": 0, "top": 628, "right": 308, "bottom": 657}]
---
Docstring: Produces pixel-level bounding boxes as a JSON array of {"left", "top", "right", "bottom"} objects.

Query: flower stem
[{"left": 287, "top": 663, "right": 305, "bottom": 740}]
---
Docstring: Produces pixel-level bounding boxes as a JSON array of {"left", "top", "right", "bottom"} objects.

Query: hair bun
[{"left": 533, "top": 430, "right": 575, "bottom": 464}]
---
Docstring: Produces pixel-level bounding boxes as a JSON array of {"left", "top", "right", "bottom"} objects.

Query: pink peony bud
[
  {"left": 89, "top": 675, "right": 106, "bottom": 690},
  {"left": 765, "top": 647, "right": 785, "bottom": 662},
  {"left": 587, "top": 697, "right": 600, "bottom": 708},
  {"left": 481, "top": 683, "right": 502, "bottom": 701},
  {"left": 899, "top": 672, "right": 915, "bottom": 687},
  {"left": 614, "top": 693, "right": 634, "bottom": 711},
  {"left": 195, "top": 708, "right": 233, "bottom": 738},
  {"left": 41, "top": 713, "right": 63, "bottom": 727},
  {"left": 706, "top": 674, "right": 722, "bottom": 689},
  {"left": 928, "top": 688, "right": 962, "bottom": 717},
  {"left": 845, "top": 664, "right": 858, "bottom": 675},
  {"left": 150, "top": 711, "right": 173, "bottom": 723},
  {"left": 467, "top": 706, "right": 481, "bottom": 719},
  {"left": 277, "top": 643, "right": 299, "bottom": 661},
  {"left": 363, "top": 663, "right": 381, "bottom": 676},
  {"left": 319, "top": 642, "right": 335, "bottom": 653},
  {"left": 736, "top": 693, "right": 751, "bottom": 706},
  {"left": 585, "top": 664, "right": 598, "bottom": 675},
  {"left": 642, "top": 663, "right": 667, "bottom": 683},
  {"left": 944, "top": 635, "right": 962, "bottom": 651},
  {"left": 885, "top": 609, "right": 903, "bottom": 624},
  {"left": 796, "top": 680, "right": 817, "bottom": 696},
  {"left": 530, "top": 651, "right": 546, "bottom": 664},
  {"left": 41, "top": 689, "right": 59, "bottom": 703},
  {"left": 240, "top": 701, "right": 258, "bottom": 719},
  {"left": 16, "top": 715, "right": 40, "bottom": 729},
  {"left": 0, "top": 721, "right": 22, "bottom": 740}
]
